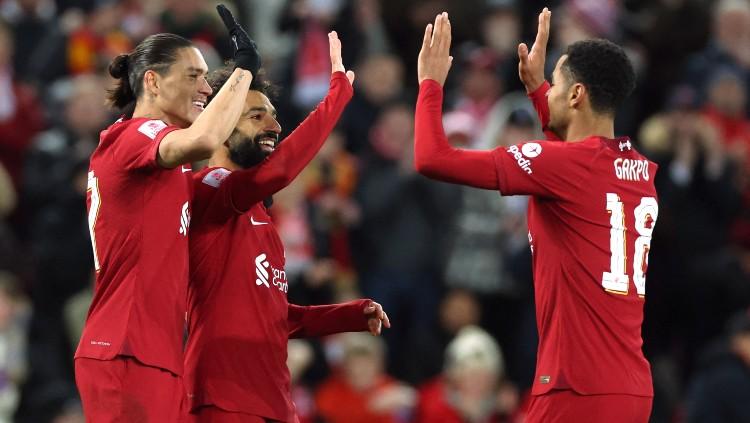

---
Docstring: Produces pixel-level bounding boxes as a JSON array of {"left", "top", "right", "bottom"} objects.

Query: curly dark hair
[
  {"left": 206, "top": 63, "right": 277, "bottom": 102},
  {"left": 561, "top": 39, "right": 636, "bottom": 116}
]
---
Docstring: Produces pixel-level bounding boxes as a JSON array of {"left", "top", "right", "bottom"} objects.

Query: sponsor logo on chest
[
  {"left": 178, "top": 201, "right": 190, "bottom": 236},
  {"left": 254, "top": 253, "right": 288, "bottom": 293}
]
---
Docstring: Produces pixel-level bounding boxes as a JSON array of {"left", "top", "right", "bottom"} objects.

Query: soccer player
[
  {"left": 75, "top": 6, "right": 260, "bottom": 421},
  {"left": 184, "top": 31, "right": 390, "bottom": 423},
  {"left": 414, "top": 11, "right": 658, "bottom": 423}
]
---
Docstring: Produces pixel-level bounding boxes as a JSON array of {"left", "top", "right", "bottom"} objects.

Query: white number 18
[{"left": 602, "top": 193, "right": 658, "bottom": 296}]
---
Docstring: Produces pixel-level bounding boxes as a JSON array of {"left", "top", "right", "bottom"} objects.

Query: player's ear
[
  {"left": 569, "top": 83, "right": 585, "bottom": 109},
  {"left": 143, "top": 70, "right": 159, "bottom": 97}
]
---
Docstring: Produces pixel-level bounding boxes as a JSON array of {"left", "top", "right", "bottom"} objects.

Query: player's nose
[
  {"left": 199, "top": 77, "right": 212, "bottom": 97},
  {"left": 267, "top": 117, "right": 281, "bottom": 134}
]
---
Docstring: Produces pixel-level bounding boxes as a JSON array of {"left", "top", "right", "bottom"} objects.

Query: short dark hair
[
  {"left": 107, "top": 33, "right": 193, "bottom": 114},
  {"left": 561, "top": 39, "right": 636, "bottom": 116},
  {"left": 206, "top": 63, "right": 276, "bottom": 102}
]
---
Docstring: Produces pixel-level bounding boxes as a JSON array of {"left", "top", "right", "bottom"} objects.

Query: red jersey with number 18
[
  {"left": 76, "top": 117, "right": 192, "bottom": 376},
  {"left": 493, "top": 135, "right": 658, "bottom": 397}
]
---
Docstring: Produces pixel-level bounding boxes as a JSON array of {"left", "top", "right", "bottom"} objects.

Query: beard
[{"left": 227, "top": 129, "right": 279, "bottom": 169}]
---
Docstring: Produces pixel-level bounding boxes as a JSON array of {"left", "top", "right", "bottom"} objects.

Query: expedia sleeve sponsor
[{"left": 506, "top": 144, "right": 535, "bottom": 175}]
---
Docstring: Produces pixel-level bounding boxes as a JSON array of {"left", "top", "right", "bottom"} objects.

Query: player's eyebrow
[
  {"left": 186, "top": 66, "right": 208, "bottom": 75},
  {"left": 246, "top": 106, "right": 278, "bottom": 118}
]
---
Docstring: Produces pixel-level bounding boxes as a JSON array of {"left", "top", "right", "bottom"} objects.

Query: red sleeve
[
  {"left": 287, "top": 299, "right": 370, "bottom": 338},
  {"left": 223, "top": 71, "right": 354, "bottom": 213},
  {"left": 116, "top": 119, "right": 179, "bottom": 171},
  {"left": 414, "top": 79, "right": 499, "bottom": 190},
  {"left": 528, "top": 81, "right": 561, "bottom": 141},
  {"left": 493, "top": 140, "right": 583, "bottom": 199}
]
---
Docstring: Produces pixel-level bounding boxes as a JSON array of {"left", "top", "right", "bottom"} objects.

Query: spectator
[
  {"left": 0, "top": 20, "right": 44, "bottom": 193},
  {"left": 339, "top": 53, "right": 406, "bottom": 154},
  {"left": 415, "top": 326, "right": 519, "bottom": 423},
  {"left": 0, "top": 272, "right": 30, "bottom": 423},
  {"left": 288, "top": 340, "right": 316, "bottom": 423},
  {"left": 682, "top": 0, "right": 750, "bottom": 114},
  {"left": 402, "top": 289, "right": 482, "bottom": 385},
  {"left": 316, "top": 332, "right": 415, "bottom": 423},
  {"left": 351, "top": 102, "right": 460, "bottom": 378},
  {"left": 686, "top": 309, "right": 750, "bottom": 423},
  {"left": 24, "top": 74, "right": 109, "bottom": 215},
  {"left": 302, "top": 130, "right": 361, "bottom": 272}
]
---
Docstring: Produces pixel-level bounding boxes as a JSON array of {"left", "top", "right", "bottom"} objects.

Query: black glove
[{"left": 217, "top": 4, "right": 261, "bottom": 75}]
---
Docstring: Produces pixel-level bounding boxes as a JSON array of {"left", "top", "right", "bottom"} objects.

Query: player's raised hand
[
  {"left": 329, "top": 31, "right": 355, "bottom": 85},
  {"left": 417, "top": 12, "right": 453, "bottom": 86},
  {"left": 217, "top": 4, "right": 261, "bottom": 75},
  {"left": 518, "top": 7, "right": 551, "bottom": 93},
  {"left": 364, "top": 301, "right": 390, "bottom": 336}
]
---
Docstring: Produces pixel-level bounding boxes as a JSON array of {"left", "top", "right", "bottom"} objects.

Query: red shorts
[
  {"left": 186, "top": 405, "right": 280, "bottom": 423},
  {"left": 526, "top": 389, "right": 652, "bottom": 423},
  {"left": 75, "top": 356, "right": 185, "bottom": 422}
]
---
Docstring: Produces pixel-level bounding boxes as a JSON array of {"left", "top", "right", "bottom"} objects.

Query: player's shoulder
[
  {"left": 505, "top": 139, "right": 579, "bottom": 161},
  {"left": 196, "top": 167, "right": 233, "bottom": 188},
  {"left": 100, "top": 117, "right": 164, "bottom": 143}
]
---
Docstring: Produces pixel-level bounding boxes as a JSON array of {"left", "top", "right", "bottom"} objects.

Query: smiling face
[
  {"left": 149, "top": 46, "right": 211, "bottom": 128},
  {"left": 225, "top": 90, "right": 282, "bottom": 168}
]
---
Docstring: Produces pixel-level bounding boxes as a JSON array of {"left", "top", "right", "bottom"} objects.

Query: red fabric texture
[
  {"left": 525, "top": 389, "right": 652, "bottom": 423},
  {"left": 75, "top": 356, "right": 185, "bottom": 422}
]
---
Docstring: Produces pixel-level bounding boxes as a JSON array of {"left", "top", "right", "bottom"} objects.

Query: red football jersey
[
  {"left": 184, "top": 71, "right": 365, "bottom": 421},
  {"left": 493, "top": 136, "right": 658, "bottom": 396},
  {"left": 76, "top": 117, "right": 192, "bottom": 376},
  {"left": 414, "top": 79, "right": 659, "bottom": 398},
  {"left": 186, "top": 167, "right": 369, "bottom": 421}
]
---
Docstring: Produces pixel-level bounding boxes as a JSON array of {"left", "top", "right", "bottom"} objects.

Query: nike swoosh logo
[
  {"left": 250, "top": 216, "right": 268, "bottom": 226},
  {"left": 181, "top": 166, "right": 191, "bottom": 173}
]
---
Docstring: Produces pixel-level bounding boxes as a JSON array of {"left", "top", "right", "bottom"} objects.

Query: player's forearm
[
  {"left": 160, "top": 69, "right": 253, "bottom": 167},
  {"left": 191, "top": 68, "right": 253, "bottom": 148},
  {"left": 527, "top": 81, "right": 560, "bottom": 141},
  {"left": 287, "top": 300, "right": 369, "bottom": 338},
  {"left": 229, "top": 72, "right": 353, "bottom": 211},
  {"left": 414, "top": 79, "right": 499, "bottom": 190}
]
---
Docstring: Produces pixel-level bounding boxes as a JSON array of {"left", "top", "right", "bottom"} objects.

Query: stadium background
[{"left": 0, "top": 0, "right": 748, "bottom": 421}]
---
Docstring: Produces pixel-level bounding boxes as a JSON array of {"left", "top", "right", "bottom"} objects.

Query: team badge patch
[
  {"left": 202, "top": 168, "right": 232, "bottom": 188},
  {"left": 521, "top": 142, "right": 542, "bottom": 158},
  {"left": 137, "top": 120, "right": 168, "bottom": 140}
]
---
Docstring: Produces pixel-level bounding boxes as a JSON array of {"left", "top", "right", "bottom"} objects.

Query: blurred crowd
[{"left": 0, "top": 0, "right": 748, "bottom": 421}]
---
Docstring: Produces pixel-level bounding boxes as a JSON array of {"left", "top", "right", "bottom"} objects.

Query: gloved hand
[{"left": 216, "top": 4, "right": 261, "bottom": 75}]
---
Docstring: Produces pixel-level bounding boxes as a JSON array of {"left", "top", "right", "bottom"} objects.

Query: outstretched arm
[
  {"left": 224, "top": 32, "right": 355, "bottom": 213},
  {"left": 518, "top": 8, "right": 559, "bottom": 141},
  {"left": 414, "top": 12, "right": 499, "bottom": 190},
  {"left": 288, "top": 300, "right": 390, "bottom": 338}
]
